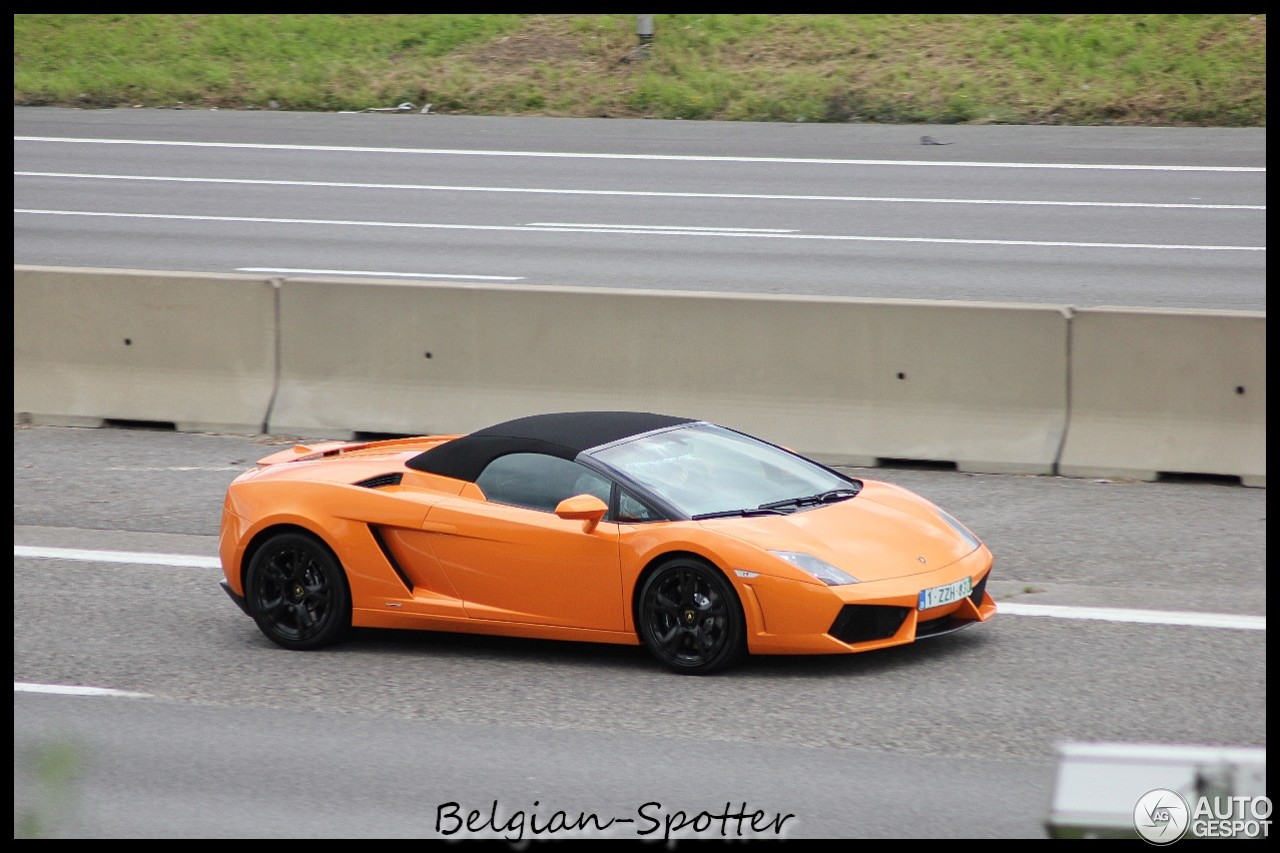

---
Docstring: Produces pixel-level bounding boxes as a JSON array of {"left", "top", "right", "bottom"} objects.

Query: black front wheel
[
  {"left": 637, "top": 558, "right": 745, "bottom": 674},
  {"left": 245, "top": 532, "right": 352, "bottom": 650}
]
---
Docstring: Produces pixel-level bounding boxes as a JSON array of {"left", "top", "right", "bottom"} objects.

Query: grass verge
[{"left": 13, "top": 14, "right": 1266, "bottom": 125}]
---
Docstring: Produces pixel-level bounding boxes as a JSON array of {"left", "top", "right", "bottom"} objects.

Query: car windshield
[{"left": 588, "top": 423, "right": 856, "bottom": 518}]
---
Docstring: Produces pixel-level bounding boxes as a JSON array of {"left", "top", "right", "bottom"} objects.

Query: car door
[{"left": 422, "top": 452, "right": 625, "bottom": 631}]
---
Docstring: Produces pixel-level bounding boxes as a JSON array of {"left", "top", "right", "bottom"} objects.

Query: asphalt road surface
[
  {"left": 13, "top": 107, "right": 1266, "bottom": 309},
  {"left": 13, "top": 424, "right": 1267, "bottom": 838}
]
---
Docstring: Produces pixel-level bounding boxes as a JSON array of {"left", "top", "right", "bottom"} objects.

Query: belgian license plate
[{"left": 918, "top": 577, "right": 972, "bottom": 610}]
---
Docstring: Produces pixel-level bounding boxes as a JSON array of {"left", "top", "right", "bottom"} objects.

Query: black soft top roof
[{"left": 407, "top": 411, "right": 695, "bottom": 482}]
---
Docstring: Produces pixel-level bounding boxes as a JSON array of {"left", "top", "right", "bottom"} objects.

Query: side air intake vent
[
  {"left": 969, "top": 571, "right": 990, "bottom": 606},
  {"left": 354, "top": 473, "right": 404, "bottom": 489}
]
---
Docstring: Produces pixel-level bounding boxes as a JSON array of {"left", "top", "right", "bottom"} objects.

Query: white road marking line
[
  {"left": 14, "top": 545, "right": 221, "bottom": 569},
  {"left": 998, "top": 602, "right": 1264, "bottom": 631},
  {"left": 15, "top": 171, "right": 1264, "bottom": 211},
  {"left": 15, "top": 681, "right": 151, "bottom": 698},
  {"left": 13, "top": 136, "right": 1266, "bottom": 173},
  {"left": 12, "top": 546, "right": 1264, "bottom": 632},
  {"left": 236, "top": 267, "right": 524, "bottom": 281},
  {"left": 14, "top": 209, "right": 1265, "bottom": 252},
  {"left": 526, "top": 222, "right": 796, "bottom": 232}
]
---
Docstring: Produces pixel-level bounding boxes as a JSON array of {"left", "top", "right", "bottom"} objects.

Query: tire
[
  {"left": 245, "top": 532, "right": 352, "bottom": 650},
  {"left": 636, "top": 557, "right": 745, "bottom": 675}
]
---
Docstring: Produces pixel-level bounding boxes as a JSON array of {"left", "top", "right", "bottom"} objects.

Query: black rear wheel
[
  {"left": 637, "top": 557, "right": 745, "bottom": 674},
  {"left": 245, "top": 532, "right": 352, "bottom": 650}
]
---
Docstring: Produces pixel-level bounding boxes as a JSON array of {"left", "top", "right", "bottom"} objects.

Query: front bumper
[
  {"left": 829, "top": 568, "right": 992, "bottom": 644},
  {"left": 745, "top": 545, "right": 996, "bottom": 654}
]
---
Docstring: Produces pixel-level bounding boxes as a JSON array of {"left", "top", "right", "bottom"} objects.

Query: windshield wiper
[
  {"left": 691, "top": 507, "right": 791, "bottom": 520},
  {"left": 758, "top": 487, "right": 859, "bottom": 512}
]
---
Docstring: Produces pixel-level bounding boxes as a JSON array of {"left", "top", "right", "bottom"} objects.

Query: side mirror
[{"left": 555, "top": 494, "right": 608, "bottom": 533}]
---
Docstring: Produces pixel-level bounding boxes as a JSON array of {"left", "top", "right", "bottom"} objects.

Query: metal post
[{"left": 636, "top": 15, "right": 654, "bottom": 45}]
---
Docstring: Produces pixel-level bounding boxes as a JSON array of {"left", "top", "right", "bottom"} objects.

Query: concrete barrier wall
[
  {"left": 13, "top": 266, "right": 278, "bottom": 433},
  {"left": 1059, "top": 308, "right": 1266, "bottom": 487},
  {"left": 14, "top": 267, "right": 1265, "bottom": 485},
  {"left": 269, "top": 277, "right": 1070, "bottom": 475}
]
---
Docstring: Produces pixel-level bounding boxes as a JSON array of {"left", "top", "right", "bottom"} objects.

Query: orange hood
[{"left": 696, "top": 480, "right": 978, "bottom": 583}]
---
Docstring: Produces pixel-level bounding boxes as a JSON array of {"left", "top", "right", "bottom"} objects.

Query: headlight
[
  {"left": 768, "top": 551, "right": 859, "bottom": 586},
  {"left": 936, "top": 507, "right": 982, "bottom": 551}
]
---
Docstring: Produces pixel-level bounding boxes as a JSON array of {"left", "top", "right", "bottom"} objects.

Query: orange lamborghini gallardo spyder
[{"left": 219, "top": 412, "right": 995, "bottom": 674}]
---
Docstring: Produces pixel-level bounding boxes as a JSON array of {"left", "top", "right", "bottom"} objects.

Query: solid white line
[
  {"left": 12, "top": 545, "right": 1264, "bottom": 632},
  {"left": 237, "top": 267, "right": 524, "bottom": 281},
  {"left": 15, "top": 681, "right": 151, "bottom": 698},
  {"left": 15, "top": 171, "right": 1264, "bottom": 211},
  {"left": 999, "top": 602, "right": 1264, "bottom": 631},
  {"left": 13, "top": 136, "right": 1266, "bottom": 172},
  {"left": 14, "top": 209, "right": 1265, "bottom": 252},
  {"left": 14, "top": 545, "right": 221, "bottom": 569},
  {"left": 526, "top": 222, "right": 796, "bottom": 232}
]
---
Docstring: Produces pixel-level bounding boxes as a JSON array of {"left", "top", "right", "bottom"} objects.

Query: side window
[
  {"left": 476, "top": 453, "right": 612, "bottom": 513},
  {"left": 618, "top": 489, "right": 662, "bottom": 523}
]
